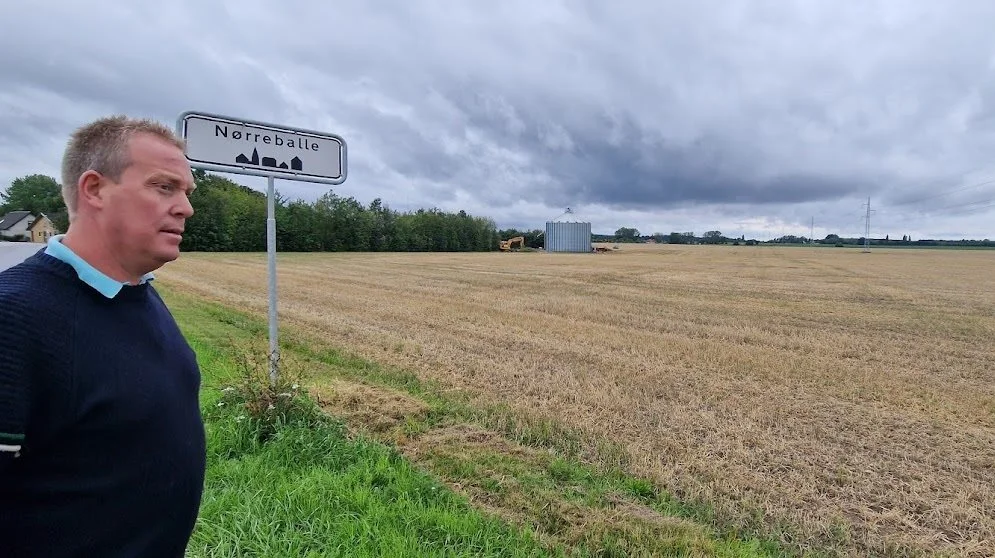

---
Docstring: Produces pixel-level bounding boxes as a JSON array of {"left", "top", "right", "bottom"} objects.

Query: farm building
[{"left": 544, "top": 221, "right": 591, "bottom": 253}]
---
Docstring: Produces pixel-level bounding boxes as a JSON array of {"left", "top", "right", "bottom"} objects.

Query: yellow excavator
[{"left": 499, "top": 236, "right": 525, "bottom": 251}]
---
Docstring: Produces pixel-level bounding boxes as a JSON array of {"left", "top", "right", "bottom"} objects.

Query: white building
[{"left": 0, "top": 211, "right": 54, "bottom": 242}]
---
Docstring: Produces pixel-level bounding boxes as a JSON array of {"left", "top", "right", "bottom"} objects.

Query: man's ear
[{"left": 77, "top": 170, "right": 107, "bottom": 211}]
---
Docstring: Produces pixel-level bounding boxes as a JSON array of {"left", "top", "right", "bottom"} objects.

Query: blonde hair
[{"left": 61, "top": 115, "right": 185, "bottom": 221}]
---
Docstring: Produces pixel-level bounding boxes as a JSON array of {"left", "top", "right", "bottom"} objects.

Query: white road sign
[{"left": 177, "top": 112, "right": 347, "bottom": 184}]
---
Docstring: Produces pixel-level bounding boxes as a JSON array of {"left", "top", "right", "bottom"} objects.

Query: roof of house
[{"left": 0, "top": 210, "right": 33, "bottom": 231}]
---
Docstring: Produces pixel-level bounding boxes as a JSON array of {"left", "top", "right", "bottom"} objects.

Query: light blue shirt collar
[{"left": 45, "top": 235, "right": 154, "bottom": 299}]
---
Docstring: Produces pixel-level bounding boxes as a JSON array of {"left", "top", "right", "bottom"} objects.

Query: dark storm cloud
[
  {"left": 0, "top": 1, "right": 287, "bottom": 129},
  {"left": 436, "top": 86, "right": 878, "bottom": 211},
  {"left": 1, "top": 0, "right": 994, "bottom": 239}
]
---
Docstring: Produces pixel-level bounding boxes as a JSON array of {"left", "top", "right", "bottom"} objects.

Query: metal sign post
[
  {"left": 266, "top": 175, "right": 278, "bottom": 384},
  {"left": 177, "top": 111, "right": 347, "bottom": 385}
]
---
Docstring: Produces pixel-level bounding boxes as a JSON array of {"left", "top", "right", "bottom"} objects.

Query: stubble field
[{"left": 159, "top": 244, "right": 995, "bottom": 557}]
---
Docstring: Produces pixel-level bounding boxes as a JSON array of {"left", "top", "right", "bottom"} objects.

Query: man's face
[{"left": 101, "top": 133, "right": 195, "bottom": 273}]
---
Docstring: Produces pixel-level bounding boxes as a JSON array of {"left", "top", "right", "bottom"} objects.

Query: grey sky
[{"left": 2, "top": 0, "right": 994, "bottom": 240}]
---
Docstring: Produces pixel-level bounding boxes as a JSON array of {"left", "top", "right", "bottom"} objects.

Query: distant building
[
  {"left": 0, "top": 210, "right": 34, "bottom": 240},
  {"left": 28, "top": 214, "right": 57, "bottom": 243},
  {"left": 0, "top": 211, "right": 58, "bottom": 242},
  {"left": 544, "top": 221, "right": 592, "bottom": 253}
]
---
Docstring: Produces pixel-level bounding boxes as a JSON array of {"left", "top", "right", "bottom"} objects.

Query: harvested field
[{"left": 159, "top": 244, "right": 995, "bottom": 557}]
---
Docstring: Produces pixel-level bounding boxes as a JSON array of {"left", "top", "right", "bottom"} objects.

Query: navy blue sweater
[{"left": 0, "top": 250, "right": 206, "bottom": 557}]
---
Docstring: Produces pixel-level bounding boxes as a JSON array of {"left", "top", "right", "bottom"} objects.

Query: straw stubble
[{"left": 161, "top": 244, "right": 995, "bottom": 557}]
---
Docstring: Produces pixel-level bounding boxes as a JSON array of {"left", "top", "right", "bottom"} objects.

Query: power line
[
  {"left": 944, "top": 200, "right": 995, "bottom": 217},
  {"left": 888, "top": 178, "right": 995, "bottom": 208},
  {"left": 927, "top": 197, "right": 995, "bottom": 213},
  {"left": 877, "top": 196, "right": 993, "bottom": 214}
]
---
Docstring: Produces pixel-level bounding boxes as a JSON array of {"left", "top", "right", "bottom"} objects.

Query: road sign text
[{"left": 214, "top": 124, "right": 319, "bottom": 151}]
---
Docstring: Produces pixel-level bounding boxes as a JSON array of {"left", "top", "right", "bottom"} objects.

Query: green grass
[
  {"left": 192, "top": 419, "right": 549, "bottom": 556},
  {"left": 184, "top": 337, "right": 551, "bottom": 557},
  {"left": 162, "top": 284, "right": 800, "bottom": 557}
]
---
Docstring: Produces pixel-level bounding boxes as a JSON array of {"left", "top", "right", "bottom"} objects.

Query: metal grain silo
[{"left": 544, "top": 221, "right": 591, "bottom": 253}]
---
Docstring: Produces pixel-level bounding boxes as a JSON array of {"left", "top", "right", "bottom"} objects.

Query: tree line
[
  {"left": 598, "top": 229, "right": 995, "bottom": 247},
  {"left": 1, "top": 171, "right": 501, "bottom": 252},
  {"left": 591, "top": 230, "right": 739, "bottom": 244},
  {"left": 496, "top": 226, "right": 654, "bottom": 248},
  {"left": 5, "top": 173, "right": 991, "bottom": 250},
  {"left": 181, "top": 170, "right": 499, "bottom": 252}
]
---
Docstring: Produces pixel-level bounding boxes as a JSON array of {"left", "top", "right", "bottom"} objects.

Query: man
[{"left": 0, "top": 115, "right": 206, "bottom": 557}]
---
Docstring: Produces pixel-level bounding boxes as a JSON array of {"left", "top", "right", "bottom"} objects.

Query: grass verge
[
  {"left": 163, "top": 284, "right": 798, "bottom": 557},
  {"left": 184, "top": 325, "right": 550, "bottom": 557}
]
